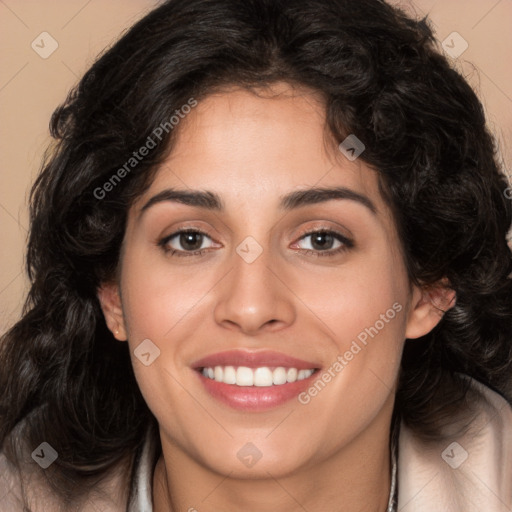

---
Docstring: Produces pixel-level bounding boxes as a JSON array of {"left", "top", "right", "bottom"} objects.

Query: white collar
[{"left": 397, "top": 377, "right": 512, "bottom": 511}]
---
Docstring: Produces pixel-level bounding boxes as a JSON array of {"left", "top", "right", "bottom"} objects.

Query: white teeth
[
  {"left": 214, "top": 366, "right": 223, "bottom": 382},
  {"left": 273, "top": 367, "right": 287, "bottom": 385},
  {"left": 236, "top": 366, "right": 254, "bottom": 386},
  {"left": 201, "top": 365, "right": 315, "bottom": 386},
  {"left": 254, "top": 367, "right": 273, "bottom": 387},
  {"left": 286, "top": 368, "right": 298, "bottom": 382},
  {"left": 223, "top": 365, "right": 236, "bottom": 384}
]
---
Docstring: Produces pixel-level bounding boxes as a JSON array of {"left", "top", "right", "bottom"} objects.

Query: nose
[{"left": 213, "top": 243, "right": 296, "bottom": 335}]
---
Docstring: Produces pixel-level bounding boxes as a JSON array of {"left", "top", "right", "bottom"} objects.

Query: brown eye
[
  {"left": 293, "top": 229, "right": 354, "bottom": 258},
  {"left": 308, "top": 232, "right": 337, "bottom": 250},
  {"left": 158, "top": 229, "right": 215, "bottom": 256},
  {"left": 177, "top": 231, "right": 204, "bottom": 251}
]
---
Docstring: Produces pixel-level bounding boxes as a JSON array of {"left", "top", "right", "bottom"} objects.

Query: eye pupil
[
  {"left": 311, "top": 232, "right": 334, "bottom": 250},
  {"left": 180, "top": 232, "right": 203, "bottom": 251}
]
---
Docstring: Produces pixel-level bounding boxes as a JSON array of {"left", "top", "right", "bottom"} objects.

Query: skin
[{"left": 98, "top": 82, "right": 455, "bottom": 512}]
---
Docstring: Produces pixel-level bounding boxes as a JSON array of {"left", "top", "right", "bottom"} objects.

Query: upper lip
[{"left": 191, "top": 350, "right": 321, "bottom": 370}]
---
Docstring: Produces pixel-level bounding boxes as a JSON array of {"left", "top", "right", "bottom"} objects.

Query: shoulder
[
  {"left": 397, "top": 375, "right": 512, "bottom": 512},
  {"left": 0, "top": 432, "right": 136, "bottom": 512}
]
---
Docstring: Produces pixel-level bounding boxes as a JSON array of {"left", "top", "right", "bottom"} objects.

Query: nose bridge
[
  {"left": 233, "top": 236, "right": 275, "bottom": 294},
  {"left": 213, "top": 234, "right": 295, "bottom": 333}
]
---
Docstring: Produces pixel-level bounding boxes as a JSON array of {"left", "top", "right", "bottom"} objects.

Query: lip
[
  {"left": 191, "top": 349, "right": 320, "bottom": 370},
  {"left": 191, "top": 350, "right": 321, "bottom": 412}
]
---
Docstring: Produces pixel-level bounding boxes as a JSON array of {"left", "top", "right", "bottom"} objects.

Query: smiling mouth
[
  {"left": 191, "top": 349, "right": 322, "bottom": 410},
  {"left": 199, "top": 366, "right": 318, "bottom": 387}
]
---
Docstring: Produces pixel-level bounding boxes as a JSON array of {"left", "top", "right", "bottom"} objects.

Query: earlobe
[
  {"left": 97, "top": 282, "right": 128, "bottom": 341},
  {"left": 405, "top": 281, "right": 456, "bottom": 340}
]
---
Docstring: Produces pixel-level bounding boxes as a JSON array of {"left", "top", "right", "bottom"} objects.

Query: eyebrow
[{"left": 140, "top": 186, "right": 377, "bottom": 216}]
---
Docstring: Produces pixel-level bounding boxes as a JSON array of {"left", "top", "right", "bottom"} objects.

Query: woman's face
[{"left": 100, "top": 82, "right": 444, "bottom": 478}]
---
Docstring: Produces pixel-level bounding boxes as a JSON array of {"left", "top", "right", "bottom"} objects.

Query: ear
[
  {"left": 405, "top": 279, "right": 456, "bottom": 339},
  {"left": 97, "top": 282, "right": 128, "bottom": 341}
]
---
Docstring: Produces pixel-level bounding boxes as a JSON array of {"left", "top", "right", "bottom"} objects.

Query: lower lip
[{"left": 195, "top": 370, "right": 319, "bottom": 411}]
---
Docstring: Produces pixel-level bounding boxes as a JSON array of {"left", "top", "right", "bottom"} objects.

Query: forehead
[{"left": 134, "top": 83, "right": 388, "bottom": 218}]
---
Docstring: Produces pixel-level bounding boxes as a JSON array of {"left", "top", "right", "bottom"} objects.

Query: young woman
[{"left": 1, "top": 0, "right": 511, "bottom": 511}]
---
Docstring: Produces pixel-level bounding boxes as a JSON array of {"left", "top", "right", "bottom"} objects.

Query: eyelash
[{"left": 158, "top": 227, "right": 354, "bottom": 258}]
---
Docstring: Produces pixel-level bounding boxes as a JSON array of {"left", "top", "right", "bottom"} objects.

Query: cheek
[
  {"left": 119, "top": 246, "right": 218, "bottom": 342},
  {"left": 118, "top": 250, "right": 207, "bottom": 426},
  {"left": 288, "top": 243, "right": 409, "bottom": 426},
  {"left": 290, "top": 251, "right": 408, "bottom": 452},
  {"left": 293, "top": 246, "right": 409, "bottom": 349}
]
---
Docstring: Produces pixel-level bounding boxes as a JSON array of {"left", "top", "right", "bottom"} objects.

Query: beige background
[{"left": 1, "top": 0, "right": 511, "bottom": 335}]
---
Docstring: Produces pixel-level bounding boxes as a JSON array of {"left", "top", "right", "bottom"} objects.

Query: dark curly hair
[{"left": 1, "top": 0, "right": 511, "bottom": 508}]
